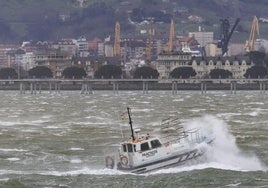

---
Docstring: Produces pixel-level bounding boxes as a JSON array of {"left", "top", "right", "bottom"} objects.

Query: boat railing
[
  {"left": 161, "top": 128, "right": 203, "bottom": 145},
  {"left": 160, "top": 117, "right": 206, "bottom": 145},
  {"left": 172, "top": 134, "right": 189, "bottom": 144},
  {"left": 161, "top": 132, "right": 189, "bottom": 145},
  {"left": 184, "top": 128, "right": 203, "bottom": 143}
]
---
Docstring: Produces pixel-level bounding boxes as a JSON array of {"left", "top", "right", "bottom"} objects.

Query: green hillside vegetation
[{"left": 0, "top": 0, "right": 267, "bottom": 43}]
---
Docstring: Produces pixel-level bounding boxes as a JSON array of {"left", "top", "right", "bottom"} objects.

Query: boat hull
[{"left": 118, "top": 148, "right": 200, "bottom": 174}]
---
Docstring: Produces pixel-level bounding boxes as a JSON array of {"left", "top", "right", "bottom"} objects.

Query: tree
[
  {"left": 0, "top": 67, "right": 18, "bottom": 79},
  {"left": 28, "top": 66, "right": 53, "bottom": 78},
  {"left": 209, "top": 69, "right": 232, "bottom": 79},
  {"left": 94, "top": 65, "right": 122, "bottom": 79},
  {"left": 170, "top": 67, "right": 196, "bottom": 79},
  {"left": 133, "top": 66, "right": 159, "bottom": 79},
  {"left": 264, "top": 56, "right": 268, "bottom": 67},
  {"left": 62, "top": 66, "right": 87, "bottom": 79},
  {"left": 244, "top": 66, "right": 267, "bottom": 78}
]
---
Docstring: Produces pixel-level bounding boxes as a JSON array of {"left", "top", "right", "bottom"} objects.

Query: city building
[
  {"left": 228, "top": 43, "right": 246, "bottom": 56},
  {"left": 188, "top": 30, "right": 214, "bottom": 47},
  {"left": 89, "top": 37, "right": 102, "bottom": 55},
  {"left": 71, "top": 57, "right": 100, "bottom": 78},
  {"left": 74, "top": 36, "right": 89, "bottom": 57},
  {"left": 155, "top": 51, "right": 252, "bottom": 79},
  {"left": 22, "top": 52, "right": 35, "bottom": 71},
  {"left": 191, "top": 56, "right": 252, "bottom": 79},
  {"left": 0, "top": 44, "right": 18, "bottom": 68},
  {"left": 121, "top": 39, "right": 146, "bottom": 60},
  {"left": 34, "top": 49, "right": 72, "bottom": 77},
  {"left": 98, "top": 42, "right": 105, "bottom": 57},
  {"left": 175, "top": 36, "right": 200, "bottom": 52},
  {"left": 52, "top": 39, "right": 77, "bottom": 56},
  {"left": 156, "top": 51, "right": 192, "bottom": 78},
  {"left": 14, "top": 49, "right": 26, "bottom": 79},
  {"left": 205, "top": 43, "right": 222, "bottom": 57},
  {"left": 104, "top": 42, "right": 114, "bottom": 57}
]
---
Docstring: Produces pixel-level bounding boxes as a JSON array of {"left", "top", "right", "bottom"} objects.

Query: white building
[
  {"left": 73, "top": 36, "right": 88, "bottom": 57},
  {"left": 104, "top": 43, "right": 114, "bottom": 57},
  {"left": 191, "top": 57, "right": 252, "bottom": 79},
  {"left": 156, "top": 51, "right": 252, "bottom": 79},
  {"left": 98, "top": 42, "right": 105, "bottom": 56},
  {"left": 22, "top": 52, "right": 35, "bottom": 71}
]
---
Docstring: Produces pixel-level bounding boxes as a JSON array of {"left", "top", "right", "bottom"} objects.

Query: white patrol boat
[{"left": 105, "top": 107, "right": 214, "bottom": 174}]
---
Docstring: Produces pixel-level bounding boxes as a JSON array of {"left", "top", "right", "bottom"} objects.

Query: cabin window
[
  {"left": 122, "top": 144, "right": 127, "bottom": 152},
  {"left": 151, "top": 139, "right": 162, "bottom": 148},
  {"left": 141, "top": 142, "right": 150, "bottom": 151},
  {"left": 127, "top": 144, "right": 133, "bottom": 153}
]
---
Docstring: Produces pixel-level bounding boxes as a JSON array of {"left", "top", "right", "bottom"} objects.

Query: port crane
[
  {"left": 245, "top": 16, "right": 259, "bottom": 52},
  {"left": 146, "top": 19, "right": 154, "bottom": 62},
  {"left": 114, "top": 21, "right": 121, "bottom": 57},
  {"left": 167, "top": 19, "right": 175, "bottom": 52},
  {"left": 217, "top": 18, "right": 240, "bottom": 56}
]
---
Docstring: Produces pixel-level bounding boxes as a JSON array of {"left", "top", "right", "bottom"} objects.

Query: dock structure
[
  {"left": 142, "top": 81, "right": 149, "bottom": 94},
  {"left": 200, "top": 81, "right": 207, "bottom": 94},
  {"left": 18, "top": 80, "right": 61, "bottom": 94},
  {"left": 259, "top": 81, "right": 266, "bottom": 94},
  {"left": 112, "top": 82, "right": 119, "bottom": 94},
  {"left": 230, "top": 81, "right": 237, "bottom": 94},
  {"left": 172, "top": 81, "right": 178, "bottom": 95},
  {"left": 81, "top": 81, "right": 93, "bottom": 94},
  {"left": 0, "top": 78, "right": 267, "bottom": 94}
]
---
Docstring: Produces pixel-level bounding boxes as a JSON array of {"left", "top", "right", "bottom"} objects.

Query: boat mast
[{"left": 127, "top": 107, "right": 135, "bottom": 140}]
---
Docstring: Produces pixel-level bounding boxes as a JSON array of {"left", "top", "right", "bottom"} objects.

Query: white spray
[{"left": 184, "top": 115, "right": 265, "bottom": 172}]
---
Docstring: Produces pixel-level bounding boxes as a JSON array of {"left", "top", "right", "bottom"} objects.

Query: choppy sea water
[{"left": 0, "top": 90, "right": 267, "bottom": 188}]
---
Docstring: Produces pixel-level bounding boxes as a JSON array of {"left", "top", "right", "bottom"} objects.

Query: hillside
[{"left": 0, "top": 0, "right": 268, "bottom": 43}]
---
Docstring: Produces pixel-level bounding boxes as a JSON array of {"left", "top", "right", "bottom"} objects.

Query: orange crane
[
  {"left": 146, "top": 20, "right": 154, "bottom": 62},
  {"left": 245, "top": 16, "right": 259, "bottom": 52},
  {"left": 114, "top": 21, "right": 121, "bottom": 57},
  {"left": 167, "top": 19, "right": 175, "bottom": 52}
]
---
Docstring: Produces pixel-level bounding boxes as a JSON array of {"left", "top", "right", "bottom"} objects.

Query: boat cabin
[{"left": 121, "top": 136, "right": 162, "bottom": 154}]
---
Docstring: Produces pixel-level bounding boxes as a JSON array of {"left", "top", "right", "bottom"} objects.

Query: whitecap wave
[
  {"left": 0, "top": 168, "right": 129, "bottom": 176},
  {"left": 69, "top": 147, "right": 84, "bottom": 151},
  {"left": 0, "top": 148, "right": 27, "bottom": 152},
  {"left": 0, "top": 178, "right": 9, "bottom": 182},
  {"left": 70, "top": 159, "right": 82, "bottom": 164},
  {"left": 6, "top": 157, "right": 20, "bottom": 161},
  {"left": 248, "top": 110, "right": 260, "bottom": 117}
]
